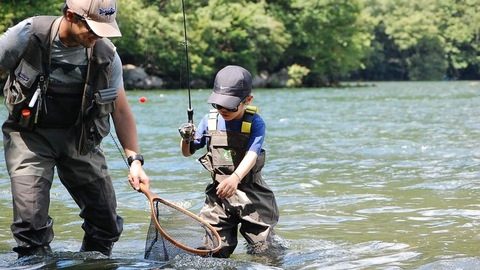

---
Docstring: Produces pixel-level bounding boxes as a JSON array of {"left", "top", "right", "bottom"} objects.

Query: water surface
[{"left": 0, "top": 81, "right": 479, "bottom": 269}]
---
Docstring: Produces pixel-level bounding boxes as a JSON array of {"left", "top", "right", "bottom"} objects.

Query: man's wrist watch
[{"left": 127, "top": 154, "right": 144, "bottom": 166}]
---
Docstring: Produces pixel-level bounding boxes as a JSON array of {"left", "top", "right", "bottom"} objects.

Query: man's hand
[
  {"left": 128, "top": 161, "right": 149, "bottom": 191},
  {"left": 178, "top": 122, "right": 195, "bottom": 142}
]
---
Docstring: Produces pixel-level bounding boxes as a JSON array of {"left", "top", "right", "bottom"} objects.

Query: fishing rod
[
  {"left": 112, "top": 1, "right": 193, "bottom": 165},
  {"left": 181, "top": 0, "right": 193, "bottom": 124}
]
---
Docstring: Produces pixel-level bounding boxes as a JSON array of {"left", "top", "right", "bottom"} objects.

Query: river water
[{"left": 0, "top": 81, "right": 479, "bottom": 269}]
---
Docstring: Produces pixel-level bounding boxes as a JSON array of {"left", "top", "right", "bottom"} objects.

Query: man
[{"left": 0, "top": 0, "right": 149, "bottom": 258}]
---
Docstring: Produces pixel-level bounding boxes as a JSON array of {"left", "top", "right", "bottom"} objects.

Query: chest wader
[
  {"left": 2, "top": 16, "right": 122, "bottom": 257},
  {"left": 198, "top": 106, "right": 279, "bottom": 258},
  {"left": 2, "top": 16, "right": 117, "bottom": 154}
]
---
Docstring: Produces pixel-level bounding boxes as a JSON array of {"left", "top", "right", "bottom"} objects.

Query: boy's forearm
[{"left": 233, "top": 151, "right": 258, "bottom": 181}]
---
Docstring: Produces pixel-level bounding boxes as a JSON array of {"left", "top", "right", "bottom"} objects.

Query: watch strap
[{"left": 127, "top": 154, "right": 144, "bottom": 166}]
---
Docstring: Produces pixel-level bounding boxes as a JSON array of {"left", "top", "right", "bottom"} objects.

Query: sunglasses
[
  {"left": 73, "top": 13, "right": 97, "bottom": 36},
  {"left": 211, "top": 103, "right": 239, "bottom": 112},
  {"left": 212, "top": 97, "right": 248, "bottom": 112}
]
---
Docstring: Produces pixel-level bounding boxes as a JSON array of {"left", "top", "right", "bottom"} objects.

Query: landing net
[{"left": 144, "top": 198, "right": 220, "bottom": 261}]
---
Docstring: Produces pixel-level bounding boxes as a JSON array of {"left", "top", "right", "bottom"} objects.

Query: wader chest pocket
[
  {"left": 4, "top": 60, "right": 40, "bottom": 113},
  {"left": 211, "top": 147, "right": 237, "bottom": 166},
  {"left": 91, "top": 87, "right": 117, "bottom": 117},
  {"left": 92, "top": 88, "right": 116, "bottom": 139},
  {"left": 77, "top": 88, "right": 117, "bottom": 155},
  {"left": 209, "top": 135, "right": 234, "bottom": 166}
]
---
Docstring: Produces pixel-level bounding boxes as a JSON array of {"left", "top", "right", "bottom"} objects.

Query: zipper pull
[
  {"left": 34, "top": 92, "right": 43, "bottom": 124},
  {"left": 28, "top": 85, "right": 41, "bottom": 108},
  {"left": 33, "top": 75, "right": 45, "bottom": 124}
]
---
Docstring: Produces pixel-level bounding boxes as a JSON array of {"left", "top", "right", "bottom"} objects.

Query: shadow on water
[
  {"left": 2, "top": 237, "right": 480, "bottom": 270},
  {"left": 2, "top": 251, "right": 286, "bottom": 270},
  {"left": 5, "top": 252, "right": 165, "bottom": 270}
]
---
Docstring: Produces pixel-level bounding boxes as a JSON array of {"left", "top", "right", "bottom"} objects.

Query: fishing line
[
  {"left": 109, "top": 131, "right": 222, "bottom": 259},
  {"left": 111, "top": 1, "right": 193, "bottom": 169},
  {"left": 110, "top": 132, "right": 129, "bottom": 169},
  {"left": 181, "top": 0, "right": 194, "bottom": 124}
]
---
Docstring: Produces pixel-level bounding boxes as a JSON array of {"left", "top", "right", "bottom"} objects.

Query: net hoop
[{"left": 141, "top": 184, "right": 222, "bottom": 256}]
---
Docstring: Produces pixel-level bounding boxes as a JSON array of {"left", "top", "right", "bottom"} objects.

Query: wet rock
[{"left": 123, "top": 64, "right": 164, "bottom": 90}]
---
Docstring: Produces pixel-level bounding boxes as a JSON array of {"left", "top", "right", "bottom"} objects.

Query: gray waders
[
  {"left": 4, "top": 124, "right": 123, "bottom": 257},
  {"left": 198, "top": 108, "right": 279, "bottom": 258}
]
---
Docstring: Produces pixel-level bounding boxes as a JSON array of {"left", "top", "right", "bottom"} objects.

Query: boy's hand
[
  {"left": 216, "top": 175, "right": 240, "bottom": 199},
  {"left": 178, "top": 123, "right": 195, "bottom": 142}
]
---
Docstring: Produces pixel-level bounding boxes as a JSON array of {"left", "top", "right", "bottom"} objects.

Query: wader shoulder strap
[
  {"left": 241, "top": 105, "right": 258, "bottom": 134},
  {"left": 28, "top": 16, "right": 60, "bottom": 75},
  {"left": 28, "top": 16, "right": 61, "bottom": 119},
  {"left": 43, "top": 17, "right": 62, "bottom": 93},
  {"left": 207, "top": 109, "right": 218, "bottom": 131},
  {"left": 31, "top": 16, "right": 58, "bottom": 44},
  {"left": 207, "top": 105, "right": 258, "bottom": 133},
  {"left": 49, "top": 17, "right": 62, "bottom": 45}
]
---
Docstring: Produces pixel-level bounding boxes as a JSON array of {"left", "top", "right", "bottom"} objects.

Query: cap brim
[
  {"left": 86, "top": 19, "right": 122, "bottom": 38},
  {"left": 207, "top": 92, "right": 242, "bottom": 109}
]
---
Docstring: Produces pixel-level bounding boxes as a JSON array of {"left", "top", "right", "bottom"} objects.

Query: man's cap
[
  {"left": 66, "top": 0, "right": 121, "bottom": 37},
  {"left": 208, "top": 65, "right": 252, "bottom": 109}
]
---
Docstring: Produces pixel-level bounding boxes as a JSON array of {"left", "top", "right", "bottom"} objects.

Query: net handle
[{"left": 139, "top": 183, "right": 222, "bottom": 256}]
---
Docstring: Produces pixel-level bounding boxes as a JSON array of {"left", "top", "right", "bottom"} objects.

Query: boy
[{"left": 179, "top": 65, "right": 279, "bottom": 258}]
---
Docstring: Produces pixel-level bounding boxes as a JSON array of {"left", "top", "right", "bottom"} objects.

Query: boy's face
[{"left": 214, "top": 95, "right": 253, "bottom": 121}]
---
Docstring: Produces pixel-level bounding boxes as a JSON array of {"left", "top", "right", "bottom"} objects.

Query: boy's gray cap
[{"left": 208, "top": 65, "right": 252, "bottom": 109}]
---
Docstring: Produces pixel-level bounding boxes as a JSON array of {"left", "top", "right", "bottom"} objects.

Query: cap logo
[
  {"left": 219, "top": 86, "right": 229, "bottom": 90},
  {"left": 99, "top": 7, "right": 116, "bottom": 16}
]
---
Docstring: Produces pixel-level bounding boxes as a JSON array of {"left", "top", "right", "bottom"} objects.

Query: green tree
[
  {"left": 116, "top": 0, "right": 188, "bottom": 87},
  {"left": 408, "top": 37, "right": 447, "bottom": 80},
  {"left": 3, "top": 0, "right": 478, "bottom": 86},
  {"left": 437, "top": 0, "right": 480, "bottom": 79},
  {"left": 189, "top": 0, "right": 290, "bottom": 81},
  {"left": 116, "top": 0, "right": 290, "bottom": 87},
  {"left": 287, "top": 64, "right": 310, "bottom": 87},
  {"left": 271, "top": 0, "right": 373, "bottom": 86},
  {"left": 0, "top": 0, "right": 62, "bottom": 33},
  {"left": 361, "top": 0, "right": 479, "bottom": 80}
]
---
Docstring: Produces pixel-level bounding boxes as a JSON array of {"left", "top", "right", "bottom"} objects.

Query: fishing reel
[{"left": 178, "top": 122, "right": 195, "bottom": 142}]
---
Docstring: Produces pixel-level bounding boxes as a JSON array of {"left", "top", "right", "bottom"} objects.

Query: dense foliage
[
  {"left": 359, "top": 0, "right": 480, "bottom": 81},
  {"left": 0, "top": 0, "right": 478, "bottom": 87}
]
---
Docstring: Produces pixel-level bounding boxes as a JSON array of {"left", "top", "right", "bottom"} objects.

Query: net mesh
[{"left": 144, "top": 199, "right": 220, "bottom": 261}]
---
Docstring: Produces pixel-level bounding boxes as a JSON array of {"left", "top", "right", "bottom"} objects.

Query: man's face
[{"left": 69, "top": 11, "right": 102, "bottom": 48}]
